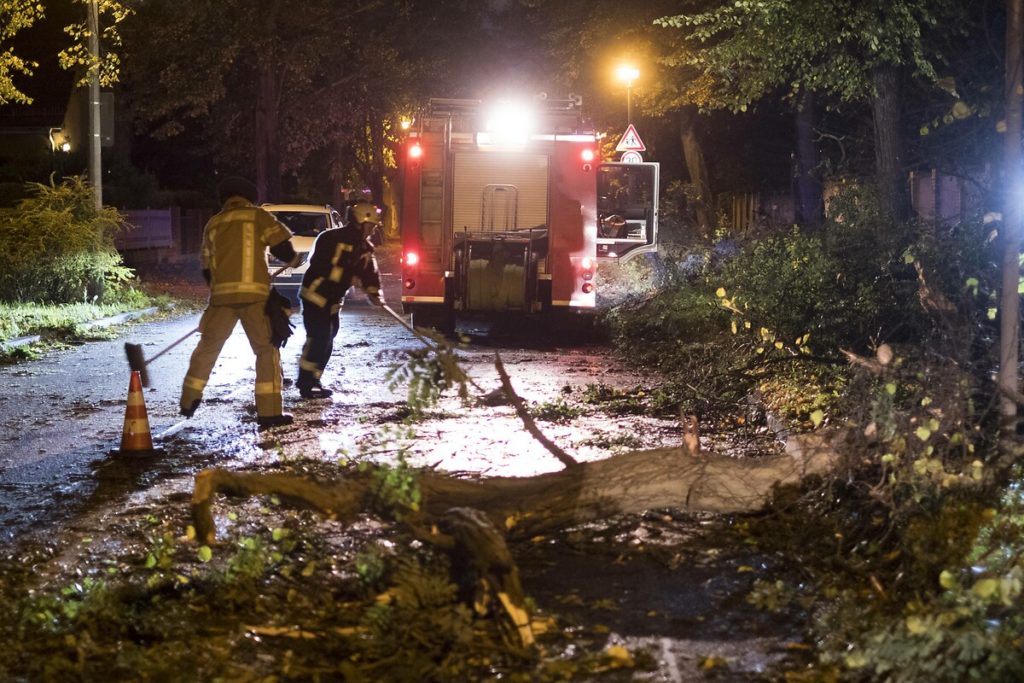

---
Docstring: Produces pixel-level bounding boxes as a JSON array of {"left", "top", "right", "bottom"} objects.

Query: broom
[
  {"left": 125, "top": 264, "right": 293, "bottom": 387},
  {"left": 124, "top": 329, "right": 197, "bottom": 388}
]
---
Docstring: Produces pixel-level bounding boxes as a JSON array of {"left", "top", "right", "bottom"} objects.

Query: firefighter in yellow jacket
[
  {"left": 296, "top": 201, "right": 384, "bottom": 398},
  {"left": 179, "top": 177, "right": 301, "bottom": 428}
]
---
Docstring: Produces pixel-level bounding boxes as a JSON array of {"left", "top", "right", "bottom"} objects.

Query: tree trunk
[
  {"left": 254, "top": 0, "right": 283, "bottom": 203},
  {"left": 255, "top": 62, "right": 283, "bottom": 203},
  {"left": 870, "top": 64, "right": 910, "bottom": 222},
  {"left": 794, "top": 90, "right": 823, "bottom": 227},
  {"left": 679, "top": 107, "right": 713, "bottom": 236},
  {"left": 191, "top": 432, "right": 841, "bottom": 546},
  {"left": 999, "top": 0, "right": 1023, "bottom": 449},
  {"left": 369, "top": 112, "right": 385, "bottom": 204}
]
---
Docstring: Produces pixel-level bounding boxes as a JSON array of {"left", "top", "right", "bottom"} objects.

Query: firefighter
[
  {"left": 179, "top": 176, "right": 302, "bottom": 428},
  {"left": 296, "top": 200, "right": 384, "bottom": 399}
]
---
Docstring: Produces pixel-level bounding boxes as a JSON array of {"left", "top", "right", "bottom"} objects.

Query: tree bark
[
  {"left": 254, "top": 0, "right": 284, "bottom": 203},
  {"left": 999, "top": 0, "right": 1023, "bottom": 449},
  {"left": 191, "top": 432, "right": 841, "bottom": 546},
  {"left": 794, "top": 90, "right": 823, "bottom": 227},
  {"left": 679, "top": 107, "right": 713, "bottom": 236},
  {"left": 870, "top": 64, "right": 910, "bottom": 222}
]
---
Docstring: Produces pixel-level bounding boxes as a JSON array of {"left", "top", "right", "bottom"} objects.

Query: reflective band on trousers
[
  {"left": 255, "top": 381, "right": 278, "bottom": 396},
  {"left": 184, "top": 376, "right": 207, "bottom": 391}
]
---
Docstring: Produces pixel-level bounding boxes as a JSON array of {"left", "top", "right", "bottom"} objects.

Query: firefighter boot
[{"left": 257, "top": 413, "right": 294, "bottom": 429}]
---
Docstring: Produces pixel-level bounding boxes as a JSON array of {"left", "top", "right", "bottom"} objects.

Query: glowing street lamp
[{"left": 616, "top": 64, "right": 640, "bottom": 125}]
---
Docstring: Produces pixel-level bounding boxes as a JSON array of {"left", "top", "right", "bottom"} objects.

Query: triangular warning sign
[{"left": 615, "top": 124, "right": 646, "bottom": 152}]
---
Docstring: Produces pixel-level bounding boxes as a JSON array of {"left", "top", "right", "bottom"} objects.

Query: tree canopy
[{"left": 0, "top": 0, "right": 45, "bottom": 105}]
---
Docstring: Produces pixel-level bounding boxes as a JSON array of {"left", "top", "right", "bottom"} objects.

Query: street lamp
[{"left": 616, "top": 64, "right": 640, "bottom": 125}]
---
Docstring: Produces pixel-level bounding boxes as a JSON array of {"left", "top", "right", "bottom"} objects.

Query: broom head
[{"left": 124, "top": 342, "right": 150, "bottom": 388}]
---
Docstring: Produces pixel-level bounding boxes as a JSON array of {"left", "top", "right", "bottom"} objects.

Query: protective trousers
[
  {"left": 296, "top": 304, "right": 340, "bottom": 390},
  {"left": 180, "top": 300, "right": 284, "bottom": 418}
]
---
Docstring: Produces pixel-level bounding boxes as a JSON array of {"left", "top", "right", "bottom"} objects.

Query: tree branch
[{"left": 494, "top": 352, "right": 579, "bottom": 469}]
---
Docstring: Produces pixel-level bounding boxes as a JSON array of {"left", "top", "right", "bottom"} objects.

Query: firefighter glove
[{"left": 265, "top": 288, "right": 295, "bottom": 348}]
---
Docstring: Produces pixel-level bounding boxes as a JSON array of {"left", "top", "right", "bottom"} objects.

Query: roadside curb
[{"left": 2, "top": 306, "right": 163, "bottom": 351}]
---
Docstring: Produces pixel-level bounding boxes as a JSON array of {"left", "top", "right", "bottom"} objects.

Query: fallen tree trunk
[
  {"left": 192, "top": 431, "right": 841, "bottom": 545},
  {"left": 190, "top": 427, "right": 842, "bottom": 652}
]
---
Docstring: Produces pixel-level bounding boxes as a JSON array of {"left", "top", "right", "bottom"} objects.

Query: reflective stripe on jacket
[
  {"left": 202, "top": 197, "right": 294, "bottom": 305},
  {"left": 300, "top": 224, "right": 382, "bottom": 310}
]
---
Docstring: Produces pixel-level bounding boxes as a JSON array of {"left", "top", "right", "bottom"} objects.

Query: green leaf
[
  {"left": 905, "top": 615, "right": 928, "bottom": 635},
  {"left": 988, "top": 307, "right": 998, "bottom": 320},
  {"left": 972, "top": 578, "right": 999, "bottom": 599},
  {"left": 885, "top": 382, "right": 897, "bottom": 395},
  {"left": 810, "top": 409, "right": 824, "bottom": 427},
  {"left": 915, "top": 426, "right": 931, "bottom": 441},
  {"left": 197, "top": 545, "right": 213, "bottom": 563},
  {"left": 939, "top": 569, "right": 957, "bottom": 589}
]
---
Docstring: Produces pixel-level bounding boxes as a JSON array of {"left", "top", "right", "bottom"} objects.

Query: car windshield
[{"left": 269, "top": 211, "right": 331, "bottom": 237}]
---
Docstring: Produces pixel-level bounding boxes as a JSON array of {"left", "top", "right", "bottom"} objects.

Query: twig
[{"left": 493, "top": 352, "right": 579, "bottom": 469}]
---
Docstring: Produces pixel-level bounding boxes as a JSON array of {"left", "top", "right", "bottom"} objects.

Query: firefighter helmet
[
  {"left": 349, "top": 202, "right": 381, "bottom": 226},
  {"left": 217, "top": 176, "right": 257, "bottom": 204}
]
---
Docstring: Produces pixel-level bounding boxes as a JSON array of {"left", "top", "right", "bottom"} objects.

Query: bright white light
[
  {"left": 616, "top": 64, "right": 640, "bottom": 84},
  {"left": 60, "top": 142, "right": 71, "bottom": 153},
  {"left": 482, "top": 99, "right": 535, "bottom": 146}
]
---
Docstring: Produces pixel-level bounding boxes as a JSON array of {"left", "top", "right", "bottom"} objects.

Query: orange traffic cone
[{"left": 120, "top": 370, "right": 154, "bottom": 452}]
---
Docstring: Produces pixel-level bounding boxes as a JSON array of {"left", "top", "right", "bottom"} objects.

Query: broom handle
[
  {"left": 380, "top": 304, "right": 439, "bottom": 351},
  {"left": 144, "top": 327, "right": 200, "bottom": 365}
]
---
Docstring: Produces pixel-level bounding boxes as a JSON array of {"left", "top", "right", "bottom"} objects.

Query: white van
[{"left": 263, "top": 204, "right": 343, "bottom": 302}]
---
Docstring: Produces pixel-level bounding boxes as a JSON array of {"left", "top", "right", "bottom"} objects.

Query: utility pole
[{"left": 87, "top": 0, "right": 102, "bottom": 209}]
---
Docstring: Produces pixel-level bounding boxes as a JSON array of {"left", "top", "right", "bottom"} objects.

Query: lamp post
[
  {"left": 616, "top": 64, "right": 640, "bottom": 126},
  {"left": 86, "top": 0, "right": 102, "bottom": 209}
]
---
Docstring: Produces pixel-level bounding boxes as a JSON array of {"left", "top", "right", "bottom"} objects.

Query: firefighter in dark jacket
[
  {"left": 296, "top": 201, "right": 384, "bottom": 398},
  {"left": 180, "top": 176, "right": 302, "bottom": 428}
]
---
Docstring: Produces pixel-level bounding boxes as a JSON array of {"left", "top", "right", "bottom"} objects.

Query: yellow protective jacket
[{"left": 201, "top": 197, "right": 294, "bottom": 305}]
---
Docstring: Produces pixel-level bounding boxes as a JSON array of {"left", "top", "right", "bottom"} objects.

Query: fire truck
[{"left": 398, "top": 97, "right": 659, "bottom": 330}]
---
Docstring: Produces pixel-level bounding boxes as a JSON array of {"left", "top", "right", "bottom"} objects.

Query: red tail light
[
  {"left": 404, "top": 251, "right": 420, "bottom": 266},
  {"left": 409, "top": 143, "right": 423, "bottom": 159},
  {"left": 581, "top": 148, "right": 595, "bottom": 162},
  {"left": 582, "top": 282, "right": 594, "bottom": 294}
]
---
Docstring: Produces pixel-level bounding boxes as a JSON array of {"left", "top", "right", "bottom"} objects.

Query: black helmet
[{"left": 217, "top": 176, "right": 257, "bottom": 204}]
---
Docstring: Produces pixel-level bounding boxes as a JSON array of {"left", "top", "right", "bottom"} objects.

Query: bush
[{"left": 0, "top": 176, "right": 135, "bottom": 304}]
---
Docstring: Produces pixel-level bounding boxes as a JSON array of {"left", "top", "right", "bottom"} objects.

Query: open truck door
[{"left": 596, "top": 161, "right": 659, "bottom": 262}]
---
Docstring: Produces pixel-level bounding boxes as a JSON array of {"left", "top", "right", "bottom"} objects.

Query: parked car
[{"left": 262, "top": 204, "right": 343, "bottom": 303}]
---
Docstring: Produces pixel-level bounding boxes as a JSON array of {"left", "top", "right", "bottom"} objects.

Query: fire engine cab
[{"left": 399, "top": 97, "right": 659, "bottom": 331}]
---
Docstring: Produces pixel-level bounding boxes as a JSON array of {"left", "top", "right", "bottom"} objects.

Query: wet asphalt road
[
  {"left": 0, "top": 295, "right": 415, "bottom": 546},
  {"left": 0, "top": 289, "right": 673, "bottom": 547}
]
